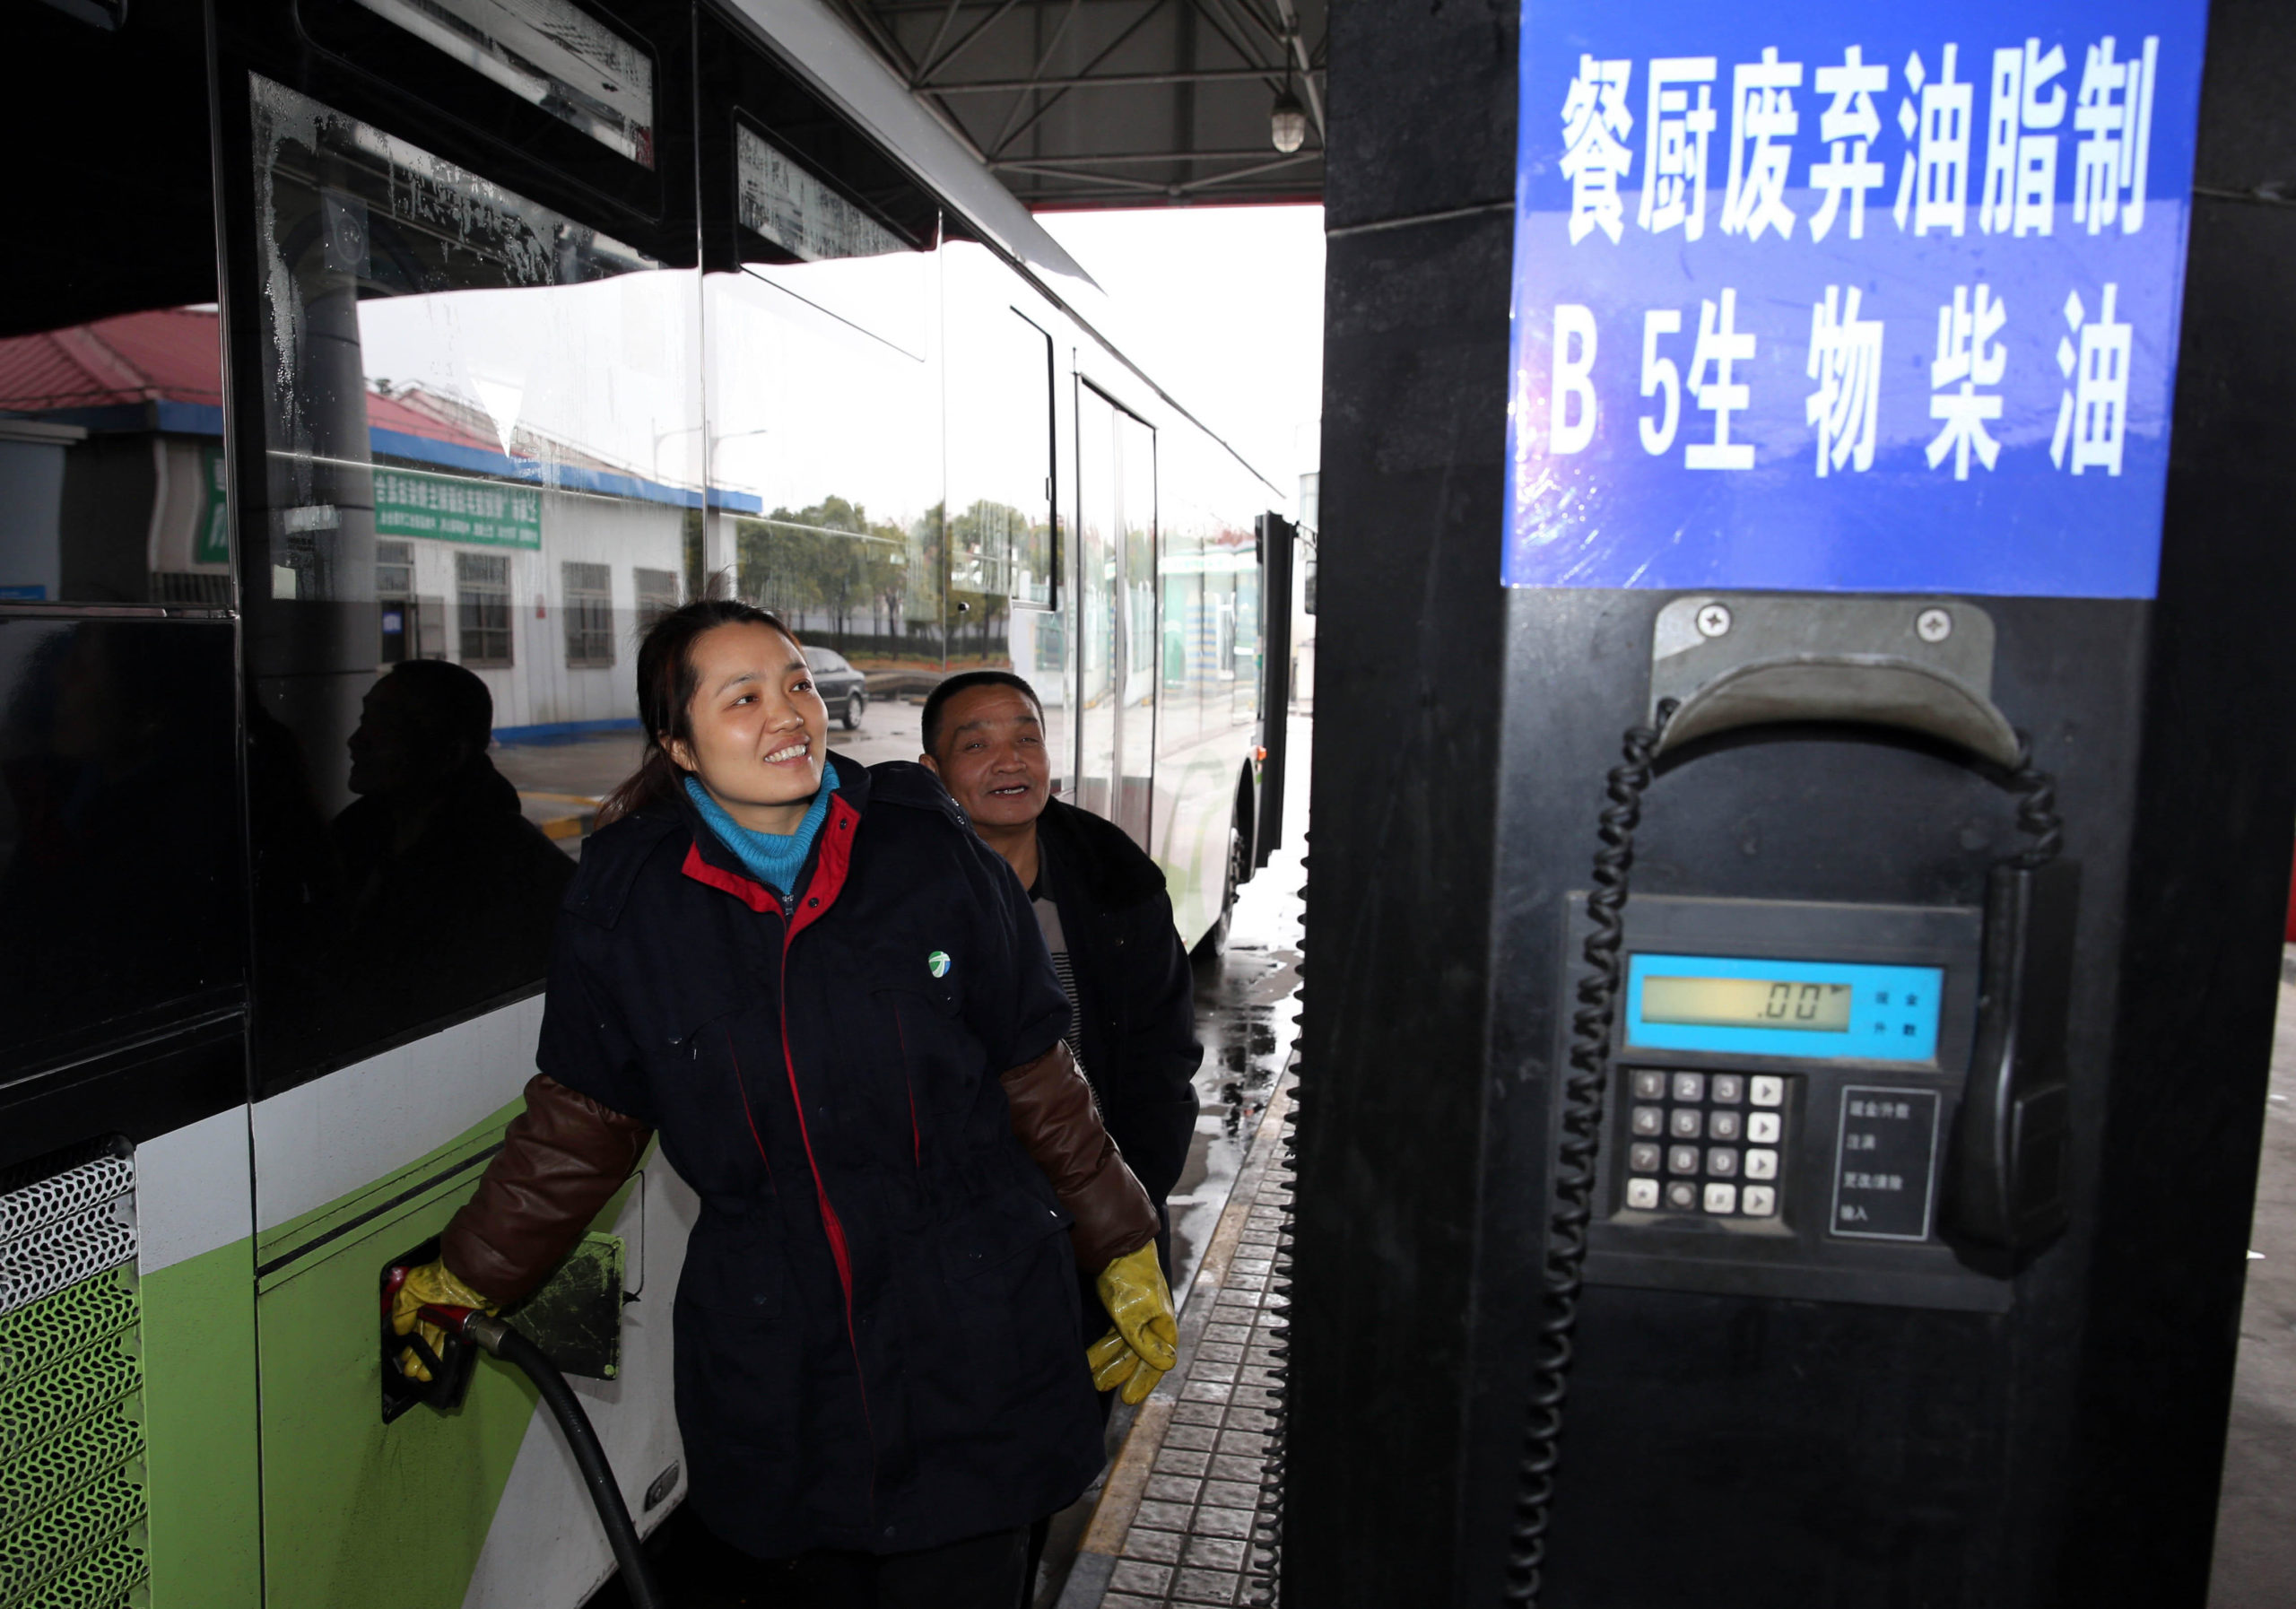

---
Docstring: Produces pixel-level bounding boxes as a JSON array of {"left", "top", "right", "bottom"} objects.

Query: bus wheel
[
  {"left": 1193, "top": 819, "right": 1247, "bottom": 966},
  {"left": 843, "top": 691, "right": 865, "bottom": 730}
]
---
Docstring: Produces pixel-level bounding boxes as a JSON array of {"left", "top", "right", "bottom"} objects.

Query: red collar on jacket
[{"left": 680, "top": 789, "right": 860, "bottom": 941}]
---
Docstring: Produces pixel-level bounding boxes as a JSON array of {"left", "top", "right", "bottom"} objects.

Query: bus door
[{"left": 1074, "top": 381, "right": 1155, "bottom": 848}]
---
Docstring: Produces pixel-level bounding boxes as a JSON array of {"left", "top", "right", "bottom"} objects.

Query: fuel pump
[
  {"left": 1289, "top": 1, "right": 2296, "bottom": 1605},
  {"left": 1505, "top": 595, "right": 2078, "bottom": 1600}
]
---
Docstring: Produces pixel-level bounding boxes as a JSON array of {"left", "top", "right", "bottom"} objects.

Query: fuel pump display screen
[
  {"left": 1641, "top": 976, "right": 1852, "bottom": 1031},
  {"left": 1626, "top": 954, "right": 1944, "bottom": 1063}
]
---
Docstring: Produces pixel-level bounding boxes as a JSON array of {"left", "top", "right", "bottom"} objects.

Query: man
[{"left": 919, "top": 670, "right": 1204, "bottom": 1292}]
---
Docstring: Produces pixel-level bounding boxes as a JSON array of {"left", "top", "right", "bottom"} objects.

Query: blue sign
[{"left": 1505, "top": 1, "right": 2208, "bottom": 596}]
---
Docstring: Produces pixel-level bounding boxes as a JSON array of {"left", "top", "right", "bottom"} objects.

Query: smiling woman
[{"left": 388, "top": 595, "right": 1182, "bottom": 1602}]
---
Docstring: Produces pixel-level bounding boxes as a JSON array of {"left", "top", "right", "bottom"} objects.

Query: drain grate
[
  {"left": 0, "top": 1157, "right": 135, "bottom": 1252},
  {"left": 7, "top": 1524, "right": 146, "bottom": 1609},
  {"left": 0, "top": 1272, "right": 137, "bottom": 1389},
  {"left": 0, "top": 1141, "right": 144, "bottom": 1609},
  {"left": 0, "top": 1405, "right": 144, "bottom": 1535},
  {"left": 0, "top": 1466, "right": 146, "bottom": 1604},
  {"left": 0, "top": 1209, "right": 138, "bottom": 1323}
]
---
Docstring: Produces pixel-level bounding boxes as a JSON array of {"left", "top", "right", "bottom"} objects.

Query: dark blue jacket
[{"left": 537, "top": 761, "right": 1102, "bottom": 1558}]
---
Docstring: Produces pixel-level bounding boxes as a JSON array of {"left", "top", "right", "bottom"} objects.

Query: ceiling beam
[
  {"left": 930, "top": 65, "right": 1324, "bottom": 91},
  {"left": 987, "top": 145, "right": 1318, "bottom": 167}
]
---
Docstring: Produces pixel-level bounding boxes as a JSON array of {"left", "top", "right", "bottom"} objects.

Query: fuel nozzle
[{"left": 379, "top": 1260, "right": 481, "bottom": 1418}]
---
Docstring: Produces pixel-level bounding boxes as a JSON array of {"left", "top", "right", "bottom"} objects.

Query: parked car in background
[{"left": 807, "top": 648, "right": 868, "bottom": 729}]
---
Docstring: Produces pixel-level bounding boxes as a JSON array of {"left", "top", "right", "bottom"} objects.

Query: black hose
[{"left": 465, "top": 1314, "right": 668, "bottom": 1609}]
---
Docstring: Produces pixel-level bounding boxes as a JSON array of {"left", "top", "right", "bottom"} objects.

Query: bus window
[
  {"left": 243, "top": 75, "right": 705, "bottom": 1091},
  {"left": 338, "top": 0, "right": 657, "bottom": 168},
  {"left": 944, "top": 246, "right": 1062, "bottom": 781},
  {"left": 1074, "top": 383, "right": 1156, "bottom": 848},
  {"left": 0, "top": 617, "right": 240, "bottom": 1071},
  {"left": 705, "top": 123, "right": 942, "bottom": 709},
  {"left": 0, "top": 2, "right": 227, "bottom": 609}
]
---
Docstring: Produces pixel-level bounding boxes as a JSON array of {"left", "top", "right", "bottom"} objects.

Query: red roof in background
[
  {"left": 0, "top": 306, "right": 497, "bottom": 457},
  {"left": 0, "top": 308, "right": 226, "bottom": 413},
  {"left": 364, "top": 385, "right": 497, "bottom": 454}
]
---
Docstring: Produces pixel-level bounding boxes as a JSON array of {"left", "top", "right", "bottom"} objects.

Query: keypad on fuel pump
[{"left": 1622, "top": 1069, "right": 1783, "bottom": 1218}]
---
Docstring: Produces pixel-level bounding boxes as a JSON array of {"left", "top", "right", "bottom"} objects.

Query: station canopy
[{"left": 827, "top": 0, "right": 1326, "bottom": 208}]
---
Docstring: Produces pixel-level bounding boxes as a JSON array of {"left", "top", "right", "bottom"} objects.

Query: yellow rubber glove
[
  {"left": 388, "top": 1259, "right": 496, "bottom": 1383},
  {"left": 1089, "top": 1242, "right": 1178, "bottom": 1405}
]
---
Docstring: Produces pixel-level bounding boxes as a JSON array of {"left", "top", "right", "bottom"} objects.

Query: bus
[{"left": 0, "top": 1, "right": 1290, "bottom": 1605}]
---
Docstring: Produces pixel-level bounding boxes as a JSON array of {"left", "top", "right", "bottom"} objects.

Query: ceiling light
[{"left": 1270, "top": 87, "right": 1308, "bottom": 154}]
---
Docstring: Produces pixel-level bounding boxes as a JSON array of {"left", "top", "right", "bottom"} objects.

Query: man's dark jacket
[
  {"left": 1036, "top": 796, "right": 1203, "bottom": 1209},
  {"left": 500, "top": 762, "right": 1108, "bottom": 1559}
]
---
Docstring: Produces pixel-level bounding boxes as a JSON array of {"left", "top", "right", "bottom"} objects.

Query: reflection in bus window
[
  {"left": 344, "top": 0, "right": 658, "bottom": 167},
  {"left": 1, "top": 4, "right": 227, "bottom": 611},
  {"left": 0, "top": 619, "right": 240, "bottom": 1068},
  {"left": 247, "top": 76, "right": 702, "bottom": 1087},
  {"left": 705, "top": 257, "right": 942, "bottom": 686}
]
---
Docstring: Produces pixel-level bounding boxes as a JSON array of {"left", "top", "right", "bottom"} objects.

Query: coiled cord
[
  {"left": 1245, "top": 1086, "right": 1298, "bottom": 1607},
  {"left": 1500, "top": 700, "right": 1674, "bottom": 1605},
  {"left": 2005, "top": 735, "right": 2065, "bottom": 870}
]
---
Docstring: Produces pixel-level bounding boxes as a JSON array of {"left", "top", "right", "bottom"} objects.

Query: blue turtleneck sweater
[{"left": 685, "top": 759, "right": 840, "bottom": 899}]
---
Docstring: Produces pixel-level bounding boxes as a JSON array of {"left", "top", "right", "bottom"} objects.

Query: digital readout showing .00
[
  {"left": 1639, "top": 976, "right": 1852, "bottom": 1031},
  {"left": 1625, "top": 954, "right": 1944, "bottom": 1064}
]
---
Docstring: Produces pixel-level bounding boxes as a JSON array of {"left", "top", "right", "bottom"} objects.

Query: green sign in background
[
  {"left": 196, "top": 446, "right": 230, "bottom": 565},
  {"left": 374, "top": 466, "right": 543, "bottom": 549}
]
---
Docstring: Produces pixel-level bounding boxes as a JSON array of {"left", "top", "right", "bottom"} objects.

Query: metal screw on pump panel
[
  {"left": 1695, "top": 602, "right": 1733, "bottom": 638},
  {"left": 1916, "top": 607, "right": 1953, "bottom": 643}
]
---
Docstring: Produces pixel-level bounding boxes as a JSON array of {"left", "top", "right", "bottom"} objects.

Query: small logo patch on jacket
[{"left": 927, "top": 950, "right": 951, "bottom": 978}]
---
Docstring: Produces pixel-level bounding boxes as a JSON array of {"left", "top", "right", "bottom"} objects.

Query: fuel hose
[{"left": 439, "top": 1309, "right": 669, "bottom": 1609}]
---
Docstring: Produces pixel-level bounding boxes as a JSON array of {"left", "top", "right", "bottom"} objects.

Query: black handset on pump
[
  {"left": 1502, "top": 595, "right": 2074, "bottom": 1606},
  {"left": 1952, "top": 859, "right": 2077, "bottom": 1254}
]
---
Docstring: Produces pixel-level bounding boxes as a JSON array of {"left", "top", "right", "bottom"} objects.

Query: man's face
[{"left": 925, "top": 684, "right": 1049, "bottom": 831}]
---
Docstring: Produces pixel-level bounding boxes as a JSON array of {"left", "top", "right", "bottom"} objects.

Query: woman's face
[{"left": 666, "top": 622, "right": 829, "bottom": 832}]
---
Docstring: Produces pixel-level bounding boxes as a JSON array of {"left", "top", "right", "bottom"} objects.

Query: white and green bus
[{"left": 0, "top": 1, "right": 1291, "bottom": 1604}]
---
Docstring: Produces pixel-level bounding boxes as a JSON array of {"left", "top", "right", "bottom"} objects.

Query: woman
[{"left": 390, "top": 600, "right": 1177, "bottom": 1606}]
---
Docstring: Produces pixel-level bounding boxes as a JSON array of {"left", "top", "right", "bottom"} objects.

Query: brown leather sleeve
[
  {"left": 439, "top": 1074, "right": 653, "bottom": 1307},
  {"left": 1001, "top": 1039, "right": 1160, "bottom": 1272}
]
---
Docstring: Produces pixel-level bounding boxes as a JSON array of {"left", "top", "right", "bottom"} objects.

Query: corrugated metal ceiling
[{"left": 823, "top": 0, "right": 1326, "bottom": 209}]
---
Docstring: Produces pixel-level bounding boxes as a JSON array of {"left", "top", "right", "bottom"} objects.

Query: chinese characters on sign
[
  {"left": 1512, "top": 3, "right": 2204, "bottom": 596},
  {"left": 1831, "top": 1088, "right": 1942, "bottom": 1239}
]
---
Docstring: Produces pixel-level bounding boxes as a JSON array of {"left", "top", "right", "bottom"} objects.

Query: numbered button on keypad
[{"left": 1621, "top": 1067, "right": 1787, "bottom": 1221}]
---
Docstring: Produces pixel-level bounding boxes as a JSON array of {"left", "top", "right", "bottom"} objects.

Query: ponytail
[{"left": 596, "top": 599, "right": 798, "bottom": 826}]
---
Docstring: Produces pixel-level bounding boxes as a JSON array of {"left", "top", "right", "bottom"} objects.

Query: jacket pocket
[
  {"left": 939, "top": 1185, "right": 1073, "bottom": 1282},
  {"left": 863, "top": 978, "right": 978, "bottom": 1161}
]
